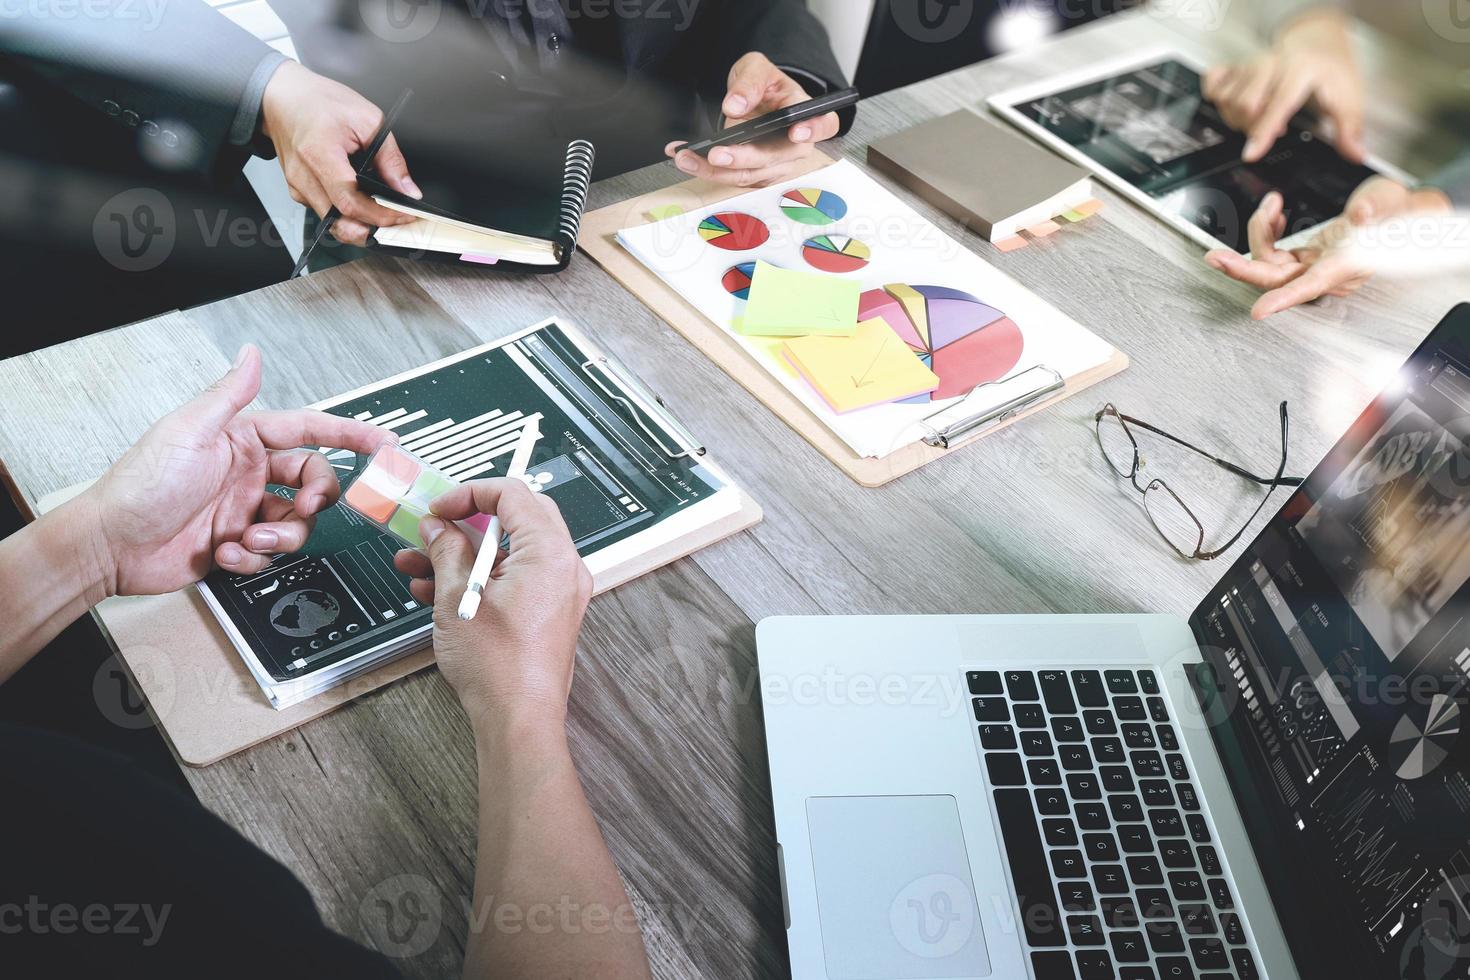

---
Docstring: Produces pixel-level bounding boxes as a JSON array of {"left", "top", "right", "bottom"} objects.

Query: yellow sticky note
[
  {"left": 783, "top": 318, "right": 939, "bottom": 413},
  {"left": 646, "top": 204, "right": 686, "bottom": 221},
  {"left": 738, "top": 261, "right": 860, "bottom": 338}
]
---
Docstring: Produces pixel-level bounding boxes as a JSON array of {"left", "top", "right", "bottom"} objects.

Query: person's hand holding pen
[
  {"left": 664, "top": 52, "right": 841, "bottom": 188},
  {"left": 392, "top": 478, "right": 592, "bottom": 730},
  {"left": 261, "top": 61, "right": 422, "bottom": 246}
]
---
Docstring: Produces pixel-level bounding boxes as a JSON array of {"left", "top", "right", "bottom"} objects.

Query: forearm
[
  {"left": 1259, "top": 1, "right": 1348, "bottom": 41},
  {"left": 464, "top": 714, "right": 651, "bottom": 980},
  {"left": 0, "top": 492, "right": 111, "bottom": 683}
]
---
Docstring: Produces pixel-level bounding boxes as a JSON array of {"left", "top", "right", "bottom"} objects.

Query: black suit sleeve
[
  {"left": 0, "top": 724, "right": 403, "bottom": 977},
  {"left": 707, "top": 0, "right": 854, "bottom": 131},
  {"left": 0, "top": 0, "right": 285, "bottom": 179}
]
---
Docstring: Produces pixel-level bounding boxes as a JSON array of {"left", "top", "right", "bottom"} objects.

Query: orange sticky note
[
  {"left": 1026, "top": 220, "right": 1062, "bottom": 238},
  {"left": 344, "top": 480, "right": 396, "bottom": 524},
  {"left": 994, "top": 236, "right": 1028, "bottom": 252}
]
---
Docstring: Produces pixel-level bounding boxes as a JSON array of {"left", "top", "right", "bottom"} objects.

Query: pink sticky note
[
  {"left": 460, "top": 254, "right": 500, "bottom": 265},
  {"left": 464, "top": 513, "right": 492, "bottom": 534},
  {"left": 994, "top": 236, "right": 1028, "bottom": 252},
  {"left": 1026, "top": 220, "right": 1062, "bottom": 238}
]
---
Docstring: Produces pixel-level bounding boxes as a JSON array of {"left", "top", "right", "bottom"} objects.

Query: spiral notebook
[{"left": 364, "top": 139, "right": 595, "bottom": 272}]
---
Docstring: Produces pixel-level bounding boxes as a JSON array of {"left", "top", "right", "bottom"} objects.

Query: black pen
[{"left": 289, "top": 88, "right": 414, "bottom": 279}]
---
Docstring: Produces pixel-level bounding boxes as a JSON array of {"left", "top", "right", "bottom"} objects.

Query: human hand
[
  {"left": 1204, "top": 178, "right": 1452, "bottom": 318},
  {"left": 392, "top": 479, "right": 592, "bottom": 731},
  {"left": 260, "top": 60, "right": 422, "bottom": 246},
  {"left": 664, "top": 52, "right": 841, "bottom": 187},
  {"left": 83, "top": 346, "right": 393, "bottom": 596},
  {"left": 1202, "top": 10, "right": 1363, "bottom": 163}
]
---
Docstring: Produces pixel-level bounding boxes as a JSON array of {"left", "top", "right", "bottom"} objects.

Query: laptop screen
[{"left": 1191, "top": 303, "right": 1470, "bottom": 978}]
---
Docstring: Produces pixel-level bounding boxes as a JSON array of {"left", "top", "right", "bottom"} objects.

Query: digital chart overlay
[
  {"left": 721, "top": 262, "right": 757, "bottom": 299},
  {"left": 802, "top": 235, "right": 871, "bottom": 274},
  {"left": 858, "top": 284, "right": 1025, "bottom": 402},
  {"left": 1389, "top": 693, "right": 1461, "bottom": 781},
  {"left": 780, "top": 187, "right": 849, "bottom": 225},
  {"left": 698, "top": 212, "right": 770, "bottom": 251}
]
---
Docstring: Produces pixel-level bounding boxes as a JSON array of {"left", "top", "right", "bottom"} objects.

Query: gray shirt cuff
[
  {"left": 1429, "top": 156, "right": 1470, "bottom": 208},
  {"left": 229, "top": 50, "right": 288, "bottom": 155},
  {"left": 1257, "top": 0, "right": 1344, "bottom": 39}
]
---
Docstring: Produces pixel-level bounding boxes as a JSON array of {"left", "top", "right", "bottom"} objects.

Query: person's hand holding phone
[{"left": 664, "top": 52, "right": 841, "bottom": 188}]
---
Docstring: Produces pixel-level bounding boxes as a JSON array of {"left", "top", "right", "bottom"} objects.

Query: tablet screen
[{"left": 1010, "top": 59, "right": 1379, "bottom": 252}]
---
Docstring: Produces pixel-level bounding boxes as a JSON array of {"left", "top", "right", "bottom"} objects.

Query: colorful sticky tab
[
  {"left": 1059, "top": 209, "right": 1087, "bottom": 223},
  {"left": 388, "top": 502, "right": 430, "bottom": 548},
  {"left": 1025, "top": 220, "right": 1062, "bottom": 238},
  {"left": 994, "top": 236, "right": 1028, "bottom": 252},
  {"left": 738, "top": 261, "right": 860, "bottom": 338},
  {"left": 343, "top": 480, "right": 396, "bottom": 524},
  {"left": 342, "top": 445, "right": 487, "bottom": 552},
  {"left": 783, "top": 317, "right": 940, "bottom": 413},
  {"left": 646, "top": 204, "right": 686, "bottom": 222},
  {"left": 1075, "top": 198, "right": 1104, "bottom": 217}
]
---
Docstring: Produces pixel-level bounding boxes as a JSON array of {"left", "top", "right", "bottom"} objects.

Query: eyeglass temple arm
[
  {"left": 1194, "top": 403, "right": 1299, "bottom": 560},
  {"left": 1118, "top": 406, "right": 1304, "bottom": 487}
]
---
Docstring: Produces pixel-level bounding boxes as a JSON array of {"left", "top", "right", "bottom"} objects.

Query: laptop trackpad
[{"left": 806, "top": 795, "right": 991, "bottom": 979}]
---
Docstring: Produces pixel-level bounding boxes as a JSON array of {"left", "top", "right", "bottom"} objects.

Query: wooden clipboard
[
  {"left": 579, "top": 153, "right": 1129, "bottom": 487},
  {"left": 35, "top": 482, "right": 759, "bottom": 767}
]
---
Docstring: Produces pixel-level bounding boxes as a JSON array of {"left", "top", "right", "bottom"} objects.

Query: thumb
[
  {"left": 1345, "top": 177, "right": 1409, "bottom": 225},
  {"left": 180, "top": 344, "right": 262, "bottom": 435},
  {"left": 373, "top": 133, "right": 422, "bottom": 200},
  {"left": 724, "top": 54, "right": 774, "bottom": 119},
  {"left": 420, "top": 516, "right": 475, "bottom": 609}
]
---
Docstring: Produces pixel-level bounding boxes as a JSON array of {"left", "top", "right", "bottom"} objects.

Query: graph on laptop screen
[{"left": 1194, "top": 335, "right": 1470, "bottom": 976}]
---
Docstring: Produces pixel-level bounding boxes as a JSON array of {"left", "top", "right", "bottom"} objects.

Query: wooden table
[{"left": 2, "top": 9, "right": 1465, "bottom": 977}]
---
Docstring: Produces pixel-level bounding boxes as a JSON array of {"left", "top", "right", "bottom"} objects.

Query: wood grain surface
[{"left": 1, "top": 8, "right": 1466, "bottom": 977}]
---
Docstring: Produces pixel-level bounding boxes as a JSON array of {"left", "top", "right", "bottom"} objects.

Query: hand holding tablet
[{"left": 987, "top": 51, "right": 1403, "bottom": 256}]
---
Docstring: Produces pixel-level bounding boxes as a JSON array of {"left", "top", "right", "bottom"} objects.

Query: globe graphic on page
[{"left": 269, "top": 589, "right": 341, "bottom": 638}]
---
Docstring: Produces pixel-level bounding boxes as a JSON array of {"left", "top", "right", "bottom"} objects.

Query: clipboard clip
[
  {"left": 581, "top": 356, "right": 707, "bottom": 460},
  {"left": 919, "top": 364, "right": 1065, "bottom": 449}
]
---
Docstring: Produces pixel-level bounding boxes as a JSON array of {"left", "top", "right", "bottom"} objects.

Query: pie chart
[
  {"left": 698, "top": 212, "right": 770, "bottom": 251},
  {"left": 802, "top": 235, "right": 871, "bottom": 273},
  {"left": 721, "top": 262, "right": 757, "bottom": 299},
  {"left": 858, "top": 284, "right": 1025, "bottom": 402},
  {"left": 780, "top": 187, "right": 848, "bottom": 225},
  {"left": 1390, "top": 693, "right": 1460, "bottom": 780}
]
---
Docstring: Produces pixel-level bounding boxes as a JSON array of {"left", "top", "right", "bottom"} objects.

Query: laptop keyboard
[{"left": 967, "top": 667, "right": 1260, "bottom": 980}]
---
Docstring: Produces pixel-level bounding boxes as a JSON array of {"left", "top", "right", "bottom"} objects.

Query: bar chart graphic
[{"left": 342, "top": 408, "right": 545, "bottom": 483}]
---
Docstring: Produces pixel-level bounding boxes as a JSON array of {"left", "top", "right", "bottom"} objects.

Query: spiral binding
[{"left": 559, "top": 139, "right": 596, "bottom": 252}]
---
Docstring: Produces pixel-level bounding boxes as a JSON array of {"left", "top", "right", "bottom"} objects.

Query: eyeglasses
[{"left": 1095, "top": 401, "right": 1305, "bottom": 560}]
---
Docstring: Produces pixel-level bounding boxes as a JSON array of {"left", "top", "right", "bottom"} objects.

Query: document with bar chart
[{"left": 197, "top": 318, "right": 741, "bottom": 708}]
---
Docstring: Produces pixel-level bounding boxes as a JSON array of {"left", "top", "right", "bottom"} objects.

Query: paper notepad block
[
  {"left": 738, "top": 261, "right": 860, "bottom": 338},
  {"left": 783, "top": 318, "right": 940, "bottom": 413}
]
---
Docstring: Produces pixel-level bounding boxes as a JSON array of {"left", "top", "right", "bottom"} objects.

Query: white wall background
[{"left": 808, "top": 0, "right": 877, "bottom": 83}]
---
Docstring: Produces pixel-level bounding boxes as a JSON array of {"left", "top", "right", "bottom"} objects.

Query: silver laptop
[{"left": 759, "top": 304, "right": 1470, "bottom": 980}]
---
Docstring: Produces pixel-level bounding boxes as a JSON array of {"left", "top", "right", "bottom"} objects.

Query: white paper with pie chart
[
  {"left": 616, "top": 159, "right": 1120, "bottom": 459},
  {"left": 859, "top": 284, "right": 1024, "bottom": 402}
]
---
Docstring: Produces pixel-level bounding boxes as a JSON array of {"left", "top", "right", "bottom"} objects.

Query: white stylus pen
[{"left": 457, "top": 418, "right": 542, "bottom": 621}]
